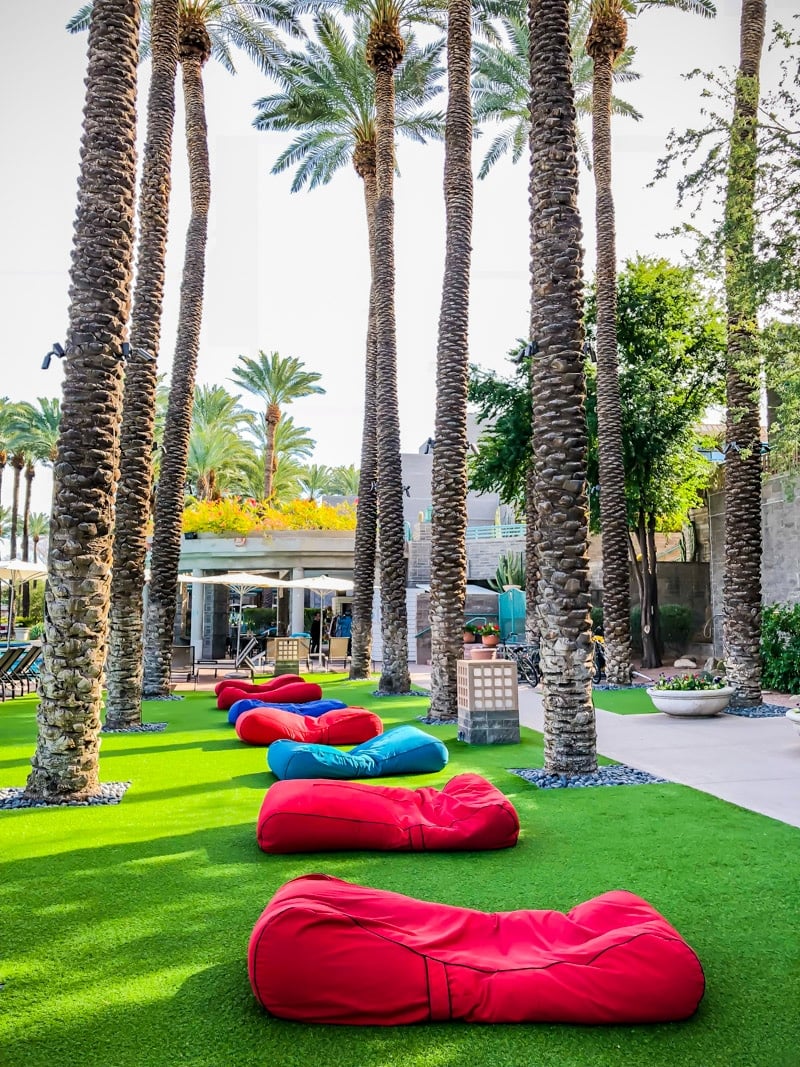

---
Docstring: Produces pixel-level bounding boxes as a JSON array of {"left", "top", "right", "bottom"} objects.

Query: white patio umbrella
[
  {"left": 177, "top": 571, "right": 290, "bottom": 661},
  {"left": 282, "top": 574, "right": 355, "bottom": 628},
  {"left": 0, "top": 559, "right": 48, "bottom": 648}
]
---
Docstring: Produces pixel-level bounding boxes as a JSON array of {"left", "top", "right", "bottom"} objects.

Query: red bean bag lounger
[
  {"left": 248, "top": 875, "right": 705, "bottom": 1025},
  {"left": 256, "top": 773, "right": 519, "bottom": 853},
  {"left": 236, "top": 706, "right": 383, "bottom": 747},
  {"left": 217, "top": 681, "right": 322, "bottom": 711},
  {"left": 215, "top": 674, "right": 304, "bottom": 698}
]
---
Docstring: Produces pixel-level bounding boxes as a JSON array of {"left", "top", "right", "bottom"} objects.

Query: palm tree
[
  {"left": 29, "top": 513, "right": 50, "bottom": 563},
  {"left": 25, "top": 0, "right": 140, "bottom": 802},
  {"left": 329, "top": 463, "right": 361, "bottom": 495},
  {"left": 187, "top": 384, "right": 256, "bottom": 497},
  {"left": 297, "top": 463, "right": 335, "bottom": 500},
  {"left": 722, "top": 0, "right": 766, "bottom": 707},
  {"left": 238, "top": 414, "right": 315, "bottom": 501},
  {"left": 137, "top": 2, "right": 302, "bottom": 699},
  {"left": 471, "top": 1, "right": 640, "bottom": 178},
  {"left": 7, "top": 443, "right": 25, "bottom": 562},
  {"left": 0, "top": 398, "right": 17, "bottom": 507},
  {"left": 253, "top": 13, "right": 443, "bottom": 679},
  {"left": 112, "top": 0, "right": 178, "bottom": 728},
  {"left": 427, "top": 0, "right": 474, "bottom": 719},
  {"left": 529, "top": 0, "right": 595, "bottom": 774},
  {"left": 9, "top": 399, "right": 60, "bottom": 611},
  {"left": 230, "top": 351, "right": 325, "bottom": 499},
  {"left": 586, "top": 0, "right": 713, "bottom": 685}
]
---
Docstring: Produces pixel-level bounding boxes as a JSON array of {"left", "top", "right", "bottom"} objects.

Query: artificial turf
[
  {"left": 1, "top": 678, "right": 798, "bottom": 1067},
  {"left": 592, "top": 687, "right": 661, "bottom": 715}
]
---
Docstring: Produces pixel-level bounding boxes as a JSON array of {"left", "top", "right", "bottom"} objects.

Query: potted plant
[
  {"left": 463, "top": 621, "right": 482, "bottom": 644},
  {"left": 646, "top": 672, "right": 734, "bottom": 717},
  {"left": 480, "top": 623, "right": 501, "bottom": 648},
  {"left": 786, "top": 707, "right": 800, "bottom": 737}
]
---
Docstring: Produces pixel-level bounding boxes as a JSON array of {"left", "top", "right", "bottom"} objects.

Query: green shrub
[
  {"left": 761, "top": 603, "right": 800, "bottom": 695},
  {"left": 628, "top": 604, "right": 692, "bottom": 653},
  {"left": 659, "top": 604, "right": 693, "bottom": 649},
  {"left": 590, "top": 605, "right": 603, "bottom": 635},
  {"left": 15, "top": 616, "right": 35, "bottom": 628},
  {"left": 28, "top": 622, "right": 45, "bottom": 640}
]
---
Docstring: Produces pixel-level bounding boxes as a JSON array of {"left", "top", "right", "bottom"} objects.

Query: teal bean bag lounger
[{"left": 267, "top": 725, "right": 448, "bottom": 781}]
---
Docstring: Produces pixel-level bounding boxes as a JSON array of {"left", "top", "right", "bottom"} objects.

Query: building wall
[{"left": 705, "top": 474, "right": 800, "bottom": 655}]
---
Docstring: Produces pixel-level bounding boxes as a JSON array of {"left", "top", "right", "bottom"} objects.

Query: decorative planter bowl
[
  {"left": 481, "top": 635, "right": 500, "bottom": 647},
  {"left": 646, "top": 687, "right": 735, "bottom": 717},
  {"left": 786, "top": 709, "right": 800, "bottom": 737}
]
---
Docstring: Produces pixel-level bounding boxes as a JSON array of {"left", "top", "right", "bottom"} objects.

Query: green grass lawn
[
  {"left": 1, "top": 679, "right": 798, "bottom": 1067},
  {"left": 593, "top": 687, "right": 661, "bottom": 715}
]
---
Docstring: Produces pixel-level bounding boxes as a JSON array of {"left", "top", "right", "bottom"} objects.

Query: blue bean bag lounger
[
  {"left": 248, "top": 875, "right": 706, "bottom": 1025},
  {"left": 228, "top": 698, "right": 347, "bottom": 726},
  {"left": 267, "top": 725, "right": 448, "bottom": 781},
  {"left": 256, "top": 773, "right": 519, "bottom": 853}
]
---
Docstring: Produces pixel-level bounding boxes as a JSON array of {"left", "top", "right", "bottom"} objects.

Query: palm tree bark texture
[
  {"left": 107, "top": 0, "right": 179, "bottom": 727},
  {"left": 586, "top": 0, "right": 631, "bottom": 685},
  {"left": 429, "top": 0, "right": 473, "bottom": 720},
  {"left": 528, "top": 0, "right": 597, "bottom": 774},
  {"left": 350, "top": 147, "right": 379, "bottom": 680},
  {"left": 722, "top": 0, "right": 766, "bottom": 707},
  {"left": 26, "top": 0, "right": 140, "bottom": 800},
  {"left": 143, "top": 16, "right": 211, "bottom": 697},
  {"left": 366, "top": 16, "right": 411, "bottom": 694}
]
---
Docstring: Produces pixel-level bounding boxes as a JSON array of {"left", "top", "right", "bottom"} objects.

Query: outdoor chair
[
  {"left": 170, "top": 644, "right": 198, "bottom": 686},
  {"left": 0, "top": 646, "right": 26, "bottom": 700},
  {"left": 323, "top": 636, "right": 352, "bottom": 672},
  {"left": 7, "top": 643, "right": 43, "bottom": 695}
]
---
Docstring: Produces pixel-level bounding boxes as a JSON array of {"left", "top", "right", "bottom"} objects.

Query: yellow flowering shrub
[{"left": 182, "top": 497, "right": 357, "bottom": 535}]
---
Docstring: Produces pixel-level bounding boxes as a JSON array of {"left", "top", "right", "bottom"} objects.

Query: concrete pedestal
[{"left": 456, "top": 659, "right": 520, "bottom": 745}]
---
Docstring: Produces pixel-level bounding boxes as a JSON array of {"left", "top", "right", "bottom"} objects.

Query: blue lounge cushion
[
  {"left": 267, "top": 725, "right": 449, "bottom": 781},
  {"left": 228, "top": 698, "right": 347, "bottom": 726}
]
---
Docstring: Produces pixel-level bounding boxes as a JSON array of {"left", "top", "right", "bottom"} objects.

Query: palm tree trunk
[
  {"left": 587, "top": 8, "right": 631, "bottom": 685},
  {"left": 350, "top": 168, "right": 379, "bottom": 680},
  {"left": 722, "top": 0, "right": 766, "bottom": 708},
  {"left": 369, "top": 33, "right": 411, "bottom": 695},
  {"left": 529, "top": 0, "right": 596, "bottom": 775},
  {"left": 264, "top": 405, "right": 280, "bottom": 499},
  {"left": 21, "top": 462, "right": 34, "bottom": 617},
  {"left": 26, "top": 0, "right": 139, "bottom": 801},
  {"left": 9, "top": 456, "right": 23, "bottom": 560},
  {"left": 429, "top": 0, "right": 473, "bottom": 720},
  {"left": 143, "top": 45, "right": 211, "bottom": 698},
  {"left": 106, "top": 0, "right": 179, "bottom": 728}
]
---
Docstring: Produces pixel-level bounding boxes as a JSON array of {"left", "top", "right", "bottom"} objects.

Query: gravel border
[
  {"left": 372, "top": 689, "right": 430, "bottom": 698},
  {"left": 593, "top": 681, "right": 653, "bottom": 691},
  {"left": 723, "top": 703, "right": 789, "bottom": 719},
  {"left": 511, "top": 765, "right": 670, "bottom": 789},
  {"left": 101, "top": 722, "right": 167, "bottom": 734},
  {"left": 0, "top": 781, "right": 131, "bottom": 811},
  {"left": 417, "top": 714, "right": 456, "bottom": 725}
]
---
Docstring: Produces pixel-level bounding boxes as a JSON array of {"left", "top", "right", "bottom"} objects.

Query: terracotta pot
[
  {"left": 469, "top": 647, "right": 496, "bottom": 661},
  {"left": 463, "top": 632, "right": 475, "bottom": 644},
  {"left": 481, "top": 634, "right": 499, "bottom": 647}
]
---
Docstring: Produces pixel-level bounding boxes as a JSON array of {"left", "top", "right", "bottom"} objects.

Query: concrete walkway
[{"left": 410, "top": 667, "right": 800, "bottom": 830}]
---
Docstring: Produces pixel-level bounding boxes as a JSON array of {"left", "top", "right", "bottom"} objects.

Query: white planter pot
[
  {"left": 786, "top": 709, "right": 800, "bottom": 737},
  {"left": 646, "top": 686, "right": 735, "bottom": 717}
]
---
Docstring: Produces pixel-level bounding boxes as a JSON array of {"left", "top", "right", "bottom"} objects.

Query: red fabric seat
[
  {"left": 217, "top": 681, "right": 321, "bottom": 711},
  {"left": 256, "top": 773, "right": 519, "bottom": 853},
  {"left": 236, "top": 706, "right": 383, "bottom": 747},
  {"left": 214, "top": 674, "right": 304, "bottom": 698},
  {"left": 248, "top": 875, "right": 705, "bottom": 1025}
]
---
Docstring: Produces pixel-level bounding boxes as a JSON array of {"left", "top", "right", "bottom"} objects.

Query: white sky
[{"left": 0, "top": 0, "right": 795, "bottom": 517}]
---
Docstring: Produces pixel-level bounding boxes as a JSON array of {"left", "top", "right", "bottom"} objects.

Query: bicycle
[{"left": 499, "top": 641, "right": 541, "bottom": 687}]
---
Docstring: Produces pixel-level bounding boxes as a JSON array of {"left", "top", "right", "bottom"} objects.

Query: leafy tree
[{"left": 470, "top": 257, "right": 726, "bottom": 666}]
